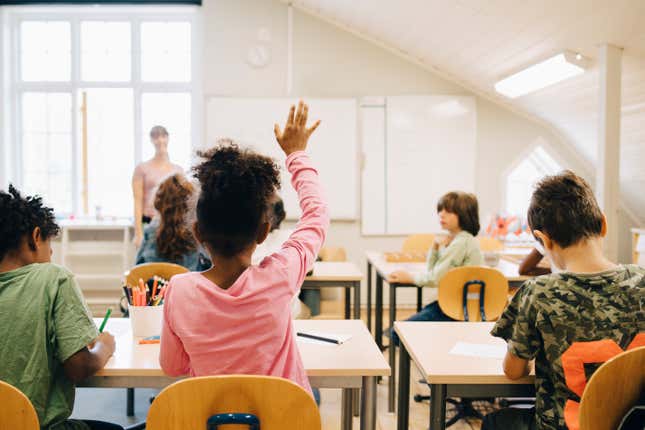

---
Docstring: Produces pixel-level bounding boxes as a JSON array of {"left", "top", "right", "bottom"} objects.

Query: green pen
[{"left": 99, "top": 308, "right": 112, "bottom": 333}]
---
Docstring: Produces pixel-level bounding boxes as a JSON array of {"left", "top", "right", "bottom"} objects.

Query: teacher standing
[{"left": 132, "top": 126, "right": 183, "bottom": 247}]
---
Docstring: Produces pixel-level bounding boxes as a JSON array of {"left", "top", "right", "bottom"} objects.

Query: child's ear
[
  {"left": 600, "top": 213, "right": 608, "bottom": 238},
  {"left": 28, "top": 227, "right": 41, "bottom": 251},
  {"left": 533, "top": 230, "right": 553, "bottom": 250},
  {"left": 256, "top": 221, "right": 271, "bottom": 245}
]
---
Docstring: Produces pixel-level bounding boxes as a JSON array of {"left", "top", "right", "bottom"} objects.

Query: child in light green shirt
[
  {"left": 388, "top": 191, "right": 483, "bottom": 343},
  {"left": 0, "top": 186, "right": 119, "bottom": 430}
]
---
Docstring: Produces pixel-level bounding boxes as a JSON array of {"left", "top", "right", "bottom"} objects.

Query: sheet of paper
[
  {"left": 449, "top": 341, "right": 507, "bottom": 359},
  {"left": 296, "top": 331, "right": 352, "bottom": 346}
]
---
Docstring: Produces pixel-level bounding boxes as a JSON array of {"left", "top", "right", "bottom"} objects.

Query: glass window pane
[
  {"left": 83, "top": 89, "right": 135, "bottom": 218},
  {"left": 141, "top": 22, "right": 191, "bottom": 82},
  {"left": 21, "top": 21, "right": 71, "bottom": 82},
  {"left": 81, "top": 21, "right": 131, "bottom": 82},
  {"left": 141, "top": 93, "right": 191, "bottom": 169},
  {"left": 21, "top": 93, "right": 73, "bottom": 214},
  {"left": 505, "top": 146, "right": 562, "bottom": 217}
]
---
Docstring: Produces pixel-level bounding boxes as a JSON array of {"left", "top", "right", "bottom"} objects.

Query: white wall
[
  {"left": 202, "top": 0, "right": 624, "bottom": 305},
  {"left": 0, "top": 11, "right": 8, "bottom": 189}
]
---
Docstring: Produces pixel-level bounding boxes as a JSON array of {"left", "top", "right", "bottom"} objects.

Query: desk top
[
  {"left": 394, "top": 321, "right": 534, "bottom": 385},
  {"left": 308, "top": 262, "right": 363, "bottom": 282},
  {"left": 96, "top": 318, "right": 389, "bottom": 378},
  {"left": 366, "top": 251, "right": 529, "bottom": 283}
]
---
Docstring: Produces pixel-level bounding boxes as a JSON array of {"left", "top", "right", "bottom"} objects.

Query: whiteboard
[
  {"left": 361, "top": 96, "right": 477, "bottom": 235},
  {"left": 206, "top": 98, "right": 358, "bottom": 220}
]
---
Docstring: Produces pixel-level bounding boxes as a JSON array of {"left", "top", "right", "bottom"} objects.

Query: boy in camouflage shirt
[{"left": 483, "top": 171, "right": 645, "bottom": 430}]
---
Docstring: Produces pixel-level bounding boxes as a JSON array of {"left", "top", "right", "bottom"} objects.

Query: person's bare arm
[
  {"left": 132, "top": 168, "right": 145, "bottom": 247},
  {"left": 519, "top": 248, "right": 551, "bottom": 276},
  {"left": 62, "top": 332, "right": 116, "bottom": 384},
  {"left": 502, "top": 350, "right": 531, "bottom": 380}
]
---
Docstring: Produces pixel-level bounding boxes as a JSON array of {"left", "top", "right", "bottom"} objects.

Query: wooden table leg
[
  {"left": 126, "top": 388, "right": 135, "bottom": 417},
  {"left": 361, "top": 376, "right": 377, "bottom": 430},
  {"left": 429, "top": 384, "right": 447, "bottom": 430},
  {"left": 344, "top": 287, "right": 351, "bottom": 319},
  {"left": 366, "top": 261, "right": 372, "bottom": 332},
  {"left": 353, "top": 281, "right": 361, "bottom": 320},
  {"left": 341, "top": 388, "right": 353, "bottom": 430},
  {"left": 396, "top": 343, "right": 411, "bottom": 430},
  {"left": 388, "top": 283, "right": 397, "bottom": 413},
  {"left": 375, "top": 274, "right": 384, "bottom": 350}
]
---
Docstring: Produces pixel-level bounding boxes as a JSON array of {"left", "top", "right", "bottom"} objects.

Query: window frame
[
  {"left": 502, "top": 138, "right": 565, "bottom": 217},
  {"left": 5, "top": 5, "right": 202, "bottom": 216}
]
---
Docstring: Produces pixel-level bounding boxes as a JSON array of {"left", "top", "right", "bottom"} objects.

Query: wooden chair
[
  {"left": 477, "top": 236, "right": 504, "bottom": 252},
  {"left": 318, "top": 247, "right": 347, "bottom": 262},
  {"left": 438, "top": 266, "right": 509, "bottom": 322},
  {"left": 402, "top": 234, "right": 435, "bottom": 253},
  {"left": 123, "top": 262, "right": 189, "bottom": 287},
  {"left": 146, "top": 375, "right": 321, "bottom": 430},
  {"left": 414, "top": 267, "right": 510, "bottom": 425},
  {"left": 0, "top": 381, "right": 39, "bottom": 430},
  {"left": 579, "top": 346, "right": 645, "bottom": 430}
]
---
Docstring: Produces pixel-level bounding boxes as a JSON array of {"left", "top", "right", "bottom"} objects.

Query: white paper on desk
[
  {"left": 296, "top": 331, "right": 352, "bottom": 346},
  {"left": 449, "top": 342, "right": 507, "bottom": 359}
]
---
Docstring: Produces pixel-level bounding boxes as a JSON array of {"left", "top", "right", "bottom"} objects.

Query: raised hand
[{"left": 274, "top": 101, "right": 321, "bottom": 156}]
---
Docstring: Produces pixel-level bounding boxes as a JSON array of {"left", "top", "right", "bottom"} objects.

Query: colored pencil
[{"left": 99, "top": 308, "right": 112, "bottom": 333}]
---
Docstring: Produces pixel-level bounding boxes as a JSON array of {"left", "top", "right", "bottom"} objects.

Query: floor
[{"left": 72, "top": 300, "right": 486, "bottom": 430}]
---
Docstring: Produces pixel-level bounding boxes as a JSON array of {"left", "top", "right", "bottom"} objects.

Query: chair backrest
[
  {"left": 123, "top": 262, "right": 189, "bottom": 287},
  {"left": 146, "top": 375, "right": 321, "bottom": 430},
  {"left": 477, "top": 236, "right": 504, "bottom": 252},
  {"left": 318, "top": 247, "right": 347, "bottom": 262},
  {"left": 579, "top": 346, "right": 645, "bottom": 430},
  {"left": 437, "top": 266, "right": 509, "bottom": 321},
  {"left": 0, "top": 381, "right": 39, "bottom": 430},
  {"left": 402, "top": 234, "right": 435, "bottom": 253}
]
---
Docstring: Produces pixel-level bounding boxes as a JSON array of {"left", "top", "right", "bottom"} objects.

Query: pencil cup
[
  {"left": 129, "top": 305, "right": 164, "bottom": 338},
  {"left": 483, "top": 251, "right": 501, "bottom": 267}
]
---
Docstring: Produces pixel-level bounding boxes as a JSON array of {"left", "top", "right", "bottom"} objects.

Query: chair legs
[{"left": 414, "top": 383, "right": 491, "bottom": 429}]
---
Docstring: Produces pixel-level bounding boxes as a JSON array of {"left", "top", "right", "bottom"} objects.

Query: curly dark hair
[
  {"left": 0, "top": 185, "right": 60, "bottom": 261},
  {"left": 154, "top": 174, "right": 197, "bottom": 261},
  {"left": 528, "top": 170, "right": 603, "bottom": 248},
  {"left": 192, "top": 141, "right": 281, "bottom": 257}
]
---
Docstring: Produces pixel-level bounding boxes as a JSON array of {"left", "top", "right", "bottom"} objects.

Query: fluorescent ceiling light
[{"left": 495, "top": 51, "right": 590, "bottom": 98}]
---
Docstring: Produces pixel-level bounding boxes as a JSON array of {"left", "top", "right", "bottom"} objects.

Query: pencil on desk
[{"left": 297, "top": 332, "right": 340, "bottom": 344}]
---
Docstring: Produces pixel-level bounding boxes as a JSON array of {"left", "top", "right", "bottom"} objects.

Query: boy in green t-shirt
[
  {"left": 483, "top": 172, "right": 645, "bottom": 430},
  {"left": 0, "top": 185, "right": 121, "bottom": 430}
]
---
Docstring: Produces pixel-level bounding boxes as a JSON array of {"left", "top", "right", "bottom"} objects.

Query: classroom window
[
  {"left": 81, "top": 21, "right": 131, "bottom": 82},
  {"left": 20, "top": 21, "right": 71, "bottom": 82},
  {"left": 505, "top": 146, "right": 562, "bottom": 217},
  {"left": 11, "top": 9, "right": 200, "bottom": 218},
  {"left": 21, "top": 92, "right": 74, "bottom": 213}
]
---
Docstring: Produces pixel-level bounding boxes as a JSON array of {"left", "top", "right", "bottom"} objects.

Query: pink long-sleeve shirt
[{"left": 159, "top": 151, "right": 330, "bottom": 394}]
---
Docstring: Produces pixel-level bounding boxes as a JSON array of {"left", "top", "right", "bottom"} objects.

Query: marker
[
  {"left": 297, "top": 332, "right": 340, "bottom": 345},
  {"left": 99, "top": 308, "right": 112, "bottom": 333}
]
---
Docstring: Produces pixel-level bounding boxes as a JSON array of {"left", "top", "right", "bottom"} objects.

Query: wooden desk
[
  {"left": 305, "top": 262, "right": 363, "bottom": 319},
  {"left": 394, "top": 322, "right": 534, "bottom": 430},
  {"left": 83, "top": 318, "right": 389, "bottom": 430},
  {"left": 365, "top": 251, "right": 529, "bottom": 412}
]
